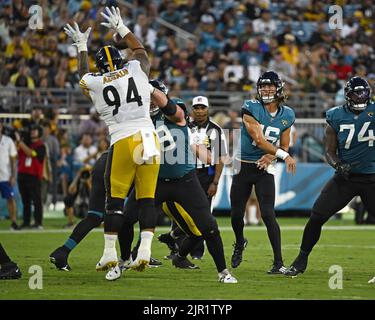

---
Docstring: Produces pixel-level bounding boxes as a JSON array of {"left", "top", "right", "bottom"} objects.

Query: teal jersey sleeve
[
  {"left": 242, "top": 100, "right": 262, "bottom": 123},
  {"left": 280, "top": 105, "right": 295, "bottom": 132}
]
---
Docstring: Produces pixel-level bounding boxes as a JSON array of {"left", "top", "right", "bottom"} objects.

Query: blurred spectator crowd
[{"left": 1, "top": 0, "right": 375, "bottom": 107}]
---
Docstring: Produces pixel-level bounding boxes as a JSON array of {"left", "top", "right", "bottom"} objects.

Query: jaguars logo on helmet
[
  {"left": 257, "top": 71, "right": 285, "bottom": 104},
  {"left": 95, "top": 46, "right": 124, "bottom": 74}
]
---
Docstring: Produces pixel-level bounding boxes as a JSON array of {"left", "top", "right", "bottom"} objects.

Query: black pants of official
[
  {"left": 300, "top": 173, "right": 375, "bottom": 253},
  {"left": 18, "top": 174, "right": 43, "bottom": 226},
  {"left": 121, "top": 170, "right": 227, "bottom": 272},
  {"left": 230, "top": 161, "right": 283, "bottom": 263}
]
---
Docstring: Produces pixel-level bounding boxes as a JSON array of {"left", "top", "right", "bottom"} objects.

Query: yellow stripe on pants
[{"left": 173, "top": 202, "right": 202, "bottom": 236}]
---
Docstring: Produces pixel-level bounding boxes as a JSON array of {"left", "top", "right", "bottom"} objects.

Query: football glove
[
  {"left": 100, "top": 6, "right": 130, "bottom": 38},
  {"left": 63, "top": 22, "right": 91, "bottom": 52},
  {"left": 335, "top": 162, "right": 351, "bottom": 180}
]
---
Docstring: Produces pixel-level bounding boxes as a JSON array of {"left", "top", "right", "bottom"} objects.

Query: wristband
[
  {"left": 275, "top": 148, "right": 289, "bottom": 160},
  {"left": 160, "top": 98, "right": 177, "bottom": 116},
  {"left": 117, "top": 25, "right": 130, "bottom": 38}
]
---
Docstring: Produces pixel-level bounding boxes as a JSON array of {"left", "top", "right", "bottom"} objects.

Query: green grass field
[{"left": 0, "top": 216, "right": 374, "bottom": 300}]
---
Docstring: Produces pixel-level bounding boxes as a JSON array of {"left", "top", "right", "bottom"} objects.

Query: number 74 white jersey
[{"left": 80, "top": 60, "right": 155, "bottom": 145}]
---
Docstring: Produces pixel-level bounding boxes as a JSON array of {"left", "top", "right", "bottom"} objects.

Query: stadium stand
[{"left": 0, "top": 0, "right": 374, "bottom": 213}]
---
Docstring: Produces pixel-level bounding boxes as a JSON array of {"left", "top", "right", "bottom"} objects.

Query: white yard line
[{"left": 1, "top": 225, "right": 375, "bottom": 234}]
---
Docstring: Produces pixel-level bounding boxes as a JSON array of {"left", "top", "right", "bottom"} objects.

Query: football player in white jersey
[{"left": 64, "top": 7, "right": 184, "bottom": 272}]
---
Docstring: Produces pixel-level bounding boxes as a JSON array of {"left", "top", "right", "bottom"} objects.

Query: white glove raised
[
  {"left": 100, "top": 6, "right": 130, "bottom": 38},
  {"left": 64, "top": 22, "right": 91, "bottom": 52}
]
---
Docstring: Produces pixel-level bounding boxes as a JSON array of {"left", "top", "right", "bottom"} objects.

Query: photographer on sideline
[
  {"left": 0, "top": 120, "right": 19, "bottom": 230},
  {"left": 16, "top": 125, "right": 46, "bottom": 229},
  {"left": 64, "top": 164, "right": 92, "bottom": 228}
]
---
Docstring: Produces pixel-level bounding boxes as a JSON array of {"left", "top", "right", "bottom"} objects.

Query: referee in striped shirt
[{"left": 188, "top": 96, "right": 228, "bottom": 259}]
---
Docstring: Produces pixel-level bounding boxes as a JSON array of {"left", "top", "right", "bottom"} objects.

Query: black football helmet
[
  {"left": 149, "top": 79, "right": 169, "bottom": 116},
  {"left": 344, "top": 76, "right": 372, "bottom": 112},
  {"left": 257, "top": 70, "right": 285, "bottom": 104},
  {"left": 95, "top": 46, "right": 124, "bottom": 74}
]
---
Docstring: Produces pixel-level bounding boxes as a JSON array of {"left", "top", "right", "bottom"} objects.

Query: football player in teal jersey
[
  {"left": 107, "top": 80, "right": 237, "bottom": 284},
  {"left": 285, "top": 76, "right": 375, "bottom": 277},
  {"left": 230, "top": 71, "right": 297, "bottom": 273}
]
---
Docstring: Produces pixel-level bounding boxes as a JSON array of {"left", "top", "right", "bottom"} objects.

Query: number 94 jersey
[
  {"left": 80, "top": 60, "right": 154, "bottom": 145},
  {"left": 237, "top": 99, "right": 295, "bottom": 162},
  {"left": 326, "top": 103, "right": 375, "bottom": 174}
]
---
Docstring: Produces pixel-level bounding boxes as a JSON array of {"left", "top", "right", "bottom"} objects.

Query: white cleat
[
  {"left": 96, "top": 249, "right": 118, "bottom": 271},
  {"left": 368, "top": 276, "right": 375, "bottom": 284},
  {"left": 106, "top": 265, "right": 122, "bottom": 281},
  {"left": 105, "top": 258, "right": 132, "bottom": 281},
  {"left": 128, "top": 248, "right": 150, "bottom": 272},
  {"left": 218, "top": 269, "right": 238, "bottom": 284}
]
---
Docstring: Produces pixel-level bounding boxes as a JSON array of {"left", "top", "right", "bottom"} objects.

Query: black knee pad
[
  {"left": 106, "top": 197, "right": 125, "bottom": 212},
  {"left": 137, "top": 198, "right": 157, "bottom": 230},
  {"left": 104, "top": 210, "right": 125, "bottom": 233}
]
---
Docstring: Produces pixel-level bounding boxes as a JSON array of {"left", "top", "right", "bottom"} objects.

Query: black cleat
[
  {"left": 158, "top": 233, "right": 179, "bottom": 252},
  {"left": 149, "top": 257, "right": 162, "bottom": 268},
  {"left": 0, "top": 262, "right": 22, "bottom": 279},
  {"left": 231, "top": 239, "right": 248, "bottom": 268},
  {"left": 49, "top": 247, "right": 71, "bottom": 271},
  {"left": 10, "top": 222, "right": 20, "bottom": 231},
  {"left": 267, "top": 262, "right": 287, "bottom": 275},
  {"left": 164, "top": 252, "right": 177, "bottom": 260},
  {"left": 284, "top": 255, "right": 308, "bottom": 277},
  {"left": 284, "top": 265, "right": 305, "bottom": 277},
  {"left": 172, "top": 255, "right": 199, "bottom": 269}
]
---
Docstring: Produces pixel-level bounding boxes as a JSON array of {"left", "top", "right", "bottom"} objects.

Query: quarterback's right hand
[
  {"left": 100, "top": 6, "right": 129, "bottom": 38},
  {"left": 285, "top": 155, "right": 296, "bottom": 174}
]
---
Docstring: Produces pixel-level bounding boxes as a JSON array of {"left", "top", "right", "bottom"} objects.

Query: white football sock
[
  {"left": 139, "top": 231, "right": 154, "bottom": 251},
  {"left": 104, "top": 234, "right": 117, "bottom": 250}
]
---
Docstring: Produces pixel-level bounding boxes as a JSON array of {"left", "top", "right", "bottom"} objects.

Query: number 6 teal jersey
[
  {"left": 236, "top": 99, "right": 295, "bottom": 161},
  {"left": 326, "top": 102, "right": 375, "bottom": 174},
  {"left": 153, "top": 113, "right": 195, "bottom": 179}
]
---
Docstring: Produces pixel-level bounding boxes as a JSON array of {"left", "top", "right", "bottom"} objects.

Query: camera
[{"left": 80, "top": 169, "right": 91, "bottom": 180}]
